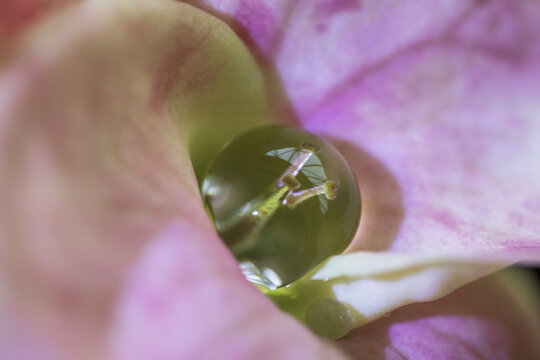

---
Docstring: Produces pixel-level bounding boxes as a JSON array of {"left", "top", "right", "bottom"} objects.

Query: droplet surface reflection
[{"left": 201, "top": 126, "right": 361, "bottom": 290}]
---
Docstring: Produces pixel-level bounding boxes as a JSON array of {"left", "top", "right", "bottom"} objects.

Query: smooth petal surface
[
  {"left": 2, "top": 0, "right": 540, "bottom": 358},
  {"left": 111, "top": 222, "right": 347, "bottom": 360},
  {"left": 338, "top": 268, "right": 540, "bottom": 359},
  {"left": 194, "top": 0, "right": 540, "bottom": 336},
  {"left": 0, "top": 0, "right": 344, "bottom": 358},
  {"left": 0, "top": 0, "right": 74, "bottom": 55},
  {"left": 197, "top": 0, "right": 540, "bottom": 255}
]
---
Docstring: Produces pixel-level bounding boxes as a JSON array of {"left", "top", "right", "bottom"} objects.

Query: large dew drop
[{"left": 201, "top": 126, "right": 361, "bottom": 290}]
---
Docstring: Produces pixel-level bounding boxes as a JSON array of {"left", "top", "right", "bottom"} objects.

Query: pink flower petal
[
  {"left": 0, "top": 0, "right": 323, "bottom": 358},
  {"left": 195, "top": 0, "right": 540, "bottom": 341},
  {"left": 0, "top": 0, "right": 74, "bottom": 47},
  {"left": 2, "top": 0, "right": 540, "bottom": 358},
  {"left": 111, "top": 222, "right": 347, "bottom": 360},
  {"left": 338, "top": 269, "right": 540, "bottom": 359},
  {"left": 197, "top": 0, "right": 540, "bottom": 256}
]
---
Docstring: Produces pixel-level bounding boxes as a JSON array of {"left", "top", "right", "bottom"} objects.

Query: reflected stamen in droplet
[
  {"left": 277, "top": 142, "right": 320, "bottom": 187},
  {"left": 283, "top": 180, "right": 339, "bottom": 208}
]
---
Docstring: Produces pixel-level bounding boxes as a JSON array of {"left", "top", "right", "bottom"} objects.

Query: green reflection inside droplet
[{"left": 201, "top": 126, "right": 361, "bottom": 289}]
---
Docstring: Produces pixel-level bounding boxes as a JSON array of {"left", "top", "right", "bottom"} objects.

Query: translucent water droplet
[
  {"left": 201, "top": 126, "right": 361, "bottom": 289},
  {"left": 305, "top": 298, "right": 354, "bottom": 339}
]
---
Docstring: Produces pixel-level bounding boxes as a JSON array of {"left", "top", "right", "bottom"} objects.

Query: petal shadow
[{"left": 327, "top": 138, "right": 404, "bottom": 252}]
